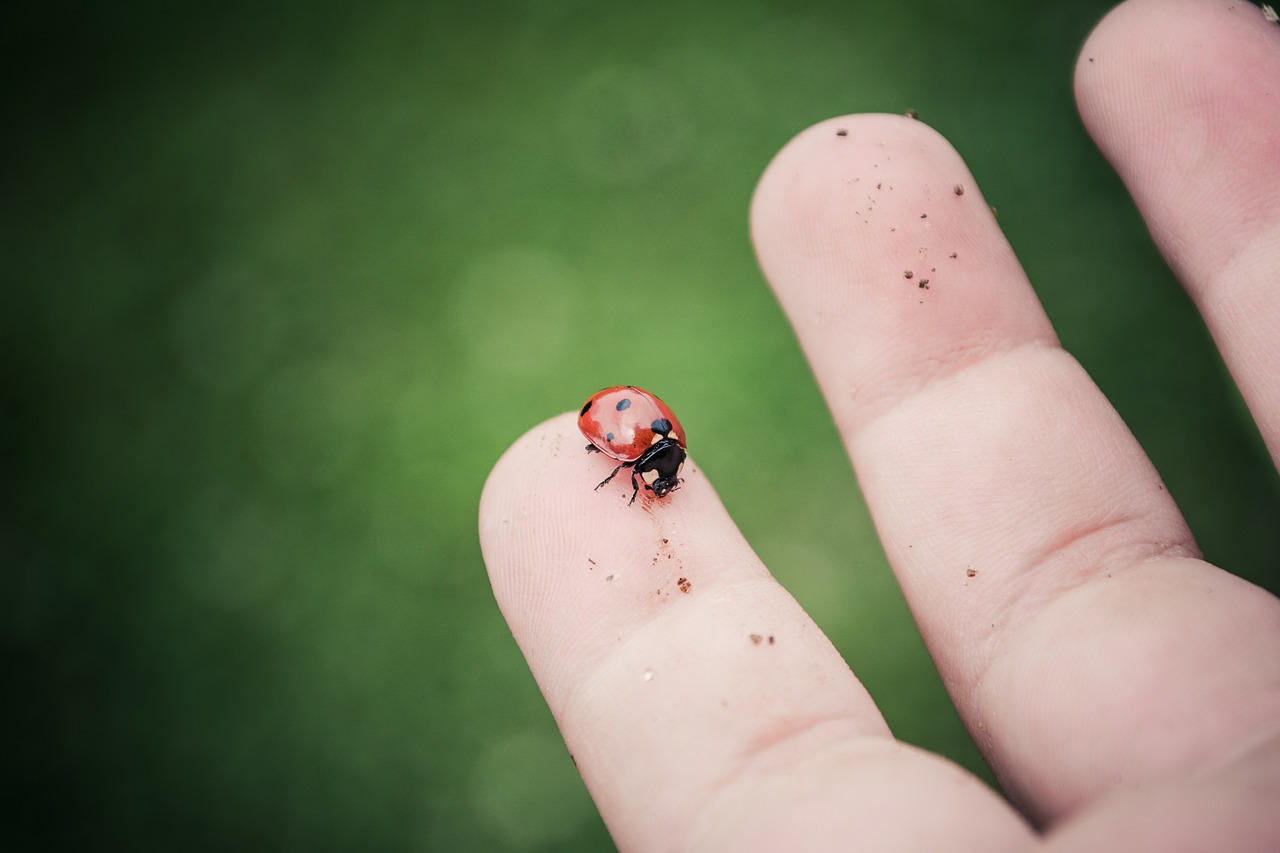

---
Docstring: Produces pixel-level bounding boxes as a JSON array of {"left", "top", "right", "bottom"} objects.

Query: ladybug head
[
  {"left": 648, "top": 473, "right": 682, "bottom": 498},
  {"left": 635, "top": 438, "right": 686, "bottom": 499}
]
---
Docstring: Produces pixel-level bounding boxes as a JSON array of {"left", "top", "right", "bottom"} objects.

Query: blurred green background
[{"left": 6, "top": 0, "right": 1278, "bottom": 849}]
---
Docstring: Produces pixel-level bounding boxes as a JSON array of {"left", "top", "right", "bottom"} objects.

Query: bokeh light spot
[{"left": 451, "top": 246, "right": 585, "bottom": 377}]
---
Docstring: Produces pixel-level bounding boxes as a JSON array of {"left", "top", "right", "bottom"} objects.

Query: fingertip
[
  {"left": 478, "top": 408, "right": 730, "bottom": 705},
  {"left": 1073, "top": 0, "right": 1280, "bottom": 462},
  {"left": 751, "top": 113, "right": 956, "bottom": 245},
  {"left": 478, "top": 410, "right": 712, "bottom": 586},
  {"left": 1075, "top": 0, "right": 1279, "bottom": 102},
  {"left": 477, "top": 410, "right": 577, "bottom": 563},
  {"left": 750, "top": 112, "right": 1008, "bottom": 289},
  {"left": 480, "top": 410, "right": 630, "bottom": 704},
  {"left": 750, "top": 112, "right": 1056, "bottom": 435},
  {"left": 1074, "top": 0, "right": 1280, "bottom": 227},
  {"left": 478, "top": 411, "right": 575, "bottom": 608}
]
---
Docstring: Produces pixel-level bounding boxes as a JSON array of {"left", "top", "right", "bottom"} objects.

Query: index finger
[{"left": 479, "top": 412, "right": 1031, "bottom": 850}]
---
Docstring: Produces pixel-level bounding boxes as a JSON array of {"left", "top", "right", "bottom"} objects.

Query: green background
[{"left": 7, "top": 1, "right": 1278, "bottom": 850}]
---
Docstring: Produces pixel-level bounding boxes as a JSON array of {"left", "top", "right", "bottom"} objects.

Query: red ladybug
[{"left": 578, "top": 385, "right": 687, "bottom": 505}]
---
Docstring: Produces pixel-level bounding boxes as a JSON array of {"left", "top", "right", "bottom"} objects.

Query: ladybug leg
[
  {"left": 628, "top": 468, "right": 642, "bottom": 505},
  {"left": 585, "top": 444, "right": 600, "bottom": 454},
  {"left": 594, "top": 461, "right": 631, "bottom": 491}
]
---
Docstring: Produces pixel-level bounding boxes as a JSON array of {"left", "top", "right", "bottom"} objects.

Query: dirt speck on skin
[
  {"left": 654, "top": 537, "right": 677, "bottom": 567},
  {"left": 678, "top": 577, "right": 691, "bottom": 594},
  {"left": 904, "top": 270, "right": 913, "bottom": 279},
  {"left": 768, "top": 635, "right": 775, "bottom": 645},
  {"left": 967, "top": 567, "right": 977, "bottom": 578},
  {"left": 949, "top": 252, "right": 958, "bottom": 259},
  {"left": 905, "top": 108, "right": 919, "bottom": 119},
  {"left": 919, "top": 279, "right": 930, "bottom": 289},
  {"left": 836, "top": 128, "right": 848, "bottom": 137},
  {"left": 749, "top": 633, "right": 763, "bottom": 645},
  {"left": 954, "top": 184, "right": 965, "bottom": 196}
]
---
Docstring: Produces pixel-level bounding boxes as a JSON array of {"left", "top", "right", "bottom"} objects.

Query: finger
[
  {"left": 1075, "top": 0, "right": 1280, "bottom": 465},
  {"left": 751, "top": 113, "right": 1280, "bottom": 825},
  {"left": 479, "top": 413, "right": 1032, "bottom": 850}
]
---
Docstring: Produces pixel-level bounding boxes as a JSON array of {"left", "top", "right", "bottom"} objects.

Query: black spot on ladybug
[
  {"left": 616, "top": 398, "right": 631, "bottom": 412},
  {"left": 605, "top": 432, "right": 614, "bottom": 442},
  {"left": 580, "top": 400, "right": 593, "bottom": 417},
  {"left": 652, "top": 418, "right": 672, "bottom": 435}
]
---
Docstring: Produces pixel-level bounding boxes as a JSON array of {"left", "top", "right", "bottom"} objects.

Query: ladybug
[{"left": 578, "top": 385, "right": 687, "bottom": 505}]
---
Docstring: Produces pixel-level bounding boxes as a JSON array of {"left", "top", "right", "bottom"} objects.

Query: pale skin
[{"left": 478, "top": 0, "right": 1280, "bottom": 849}]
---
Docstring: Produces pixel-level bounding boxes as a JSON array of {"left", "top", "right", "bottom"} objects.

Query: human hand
[{"left": 479, "top": 0, "right": 1280, "bottom": 848}]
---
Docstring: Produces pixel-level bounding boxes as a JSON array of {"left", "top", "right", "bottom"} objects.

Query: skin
[{"left": 478, "top": 1, "right": 1280, "bottom": 849}]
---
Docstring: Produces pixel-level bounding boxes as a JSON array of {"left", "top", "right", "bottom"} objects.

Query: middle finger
[{"left": 752, "top": 113, "right": 1206, "bottom": 821}]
